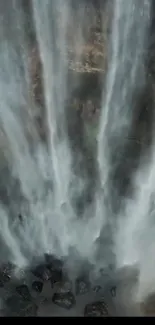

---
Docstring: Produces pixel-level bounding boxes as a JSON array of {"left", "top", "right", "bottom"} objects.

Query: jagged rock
[
  {"left": 5, "top": 294, "right": 37, "bottom": 317},
  {"left": 32, "top": 281, "right": 43, "bottom": 293},
  {"left": 50, "top": 269, "right": 63, "bottom": 288},
  {"left": 1, "top": 273, "right": 11, "bottom": 283},
  {"left": 16, "top": 285, "right": 31, "bottom": 301},
  {"left": 84, "top": 300, "right": 109, "bottom": 317},
  {"left": 75, "top": 276, "right": 90, "bottom": 295},
  {"left": 32, "top": 265, "right": 51, "bottom": 281},
  {"left": 52, "top": 292, "right": 76, "bottom": 310},
  {"left": 1, "top": 262, "right": 15, "bottom": 274},
  {"left": 45, "top": 254, "right": 63, "bottom": 271},
  {"left": 45, "top": 254, "right": 63, "bottom": 287}
]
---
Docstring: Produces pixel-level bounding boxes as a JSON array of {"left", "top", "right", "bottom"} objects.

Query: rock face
[
  {"left": 46, "top": 254, "right": 63, "bottom": 286},
  {"left": 32, "top": 281, "right": 43, "bottom": 294},
  {"left": 16, "top": 285, "right": 32, "bottom": 301},
  {"left": 0, "top": 264, "right": 12, "bottom": 287},
  {"left": 0, "top": 273, "right": 10, "bottom": 288},
  {"left": 32, "top": 265, "right": 52, "bottom": 281}
]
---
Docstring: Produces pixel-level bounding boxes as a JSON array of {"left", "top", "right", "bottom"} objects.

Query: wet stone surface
[
  {"left": 16, "top": 285, "right": 31, "bottom": 301},
  {"left": 32, "top": 265, "right": 51, "bottom": 281},
  {"left": 32, "top": 255, "right": 64, "bottom": 284},
  {"left": 0, "top": 273, "right": 11, "bottom": 287},
  {"left": 5, "top": 294, "right": 38, "bottom": 317},
  {"left": 32, "top": 281, "right": 43, "bottom": 293},
  {"left": 45, "top": 254, "right": 64, "bottom": 272},
  {"left": 0, "top": 264, "right": 12, "bottom": 287},
  {"left": 0, "top": 256, "right": 119, "bottom": 316},
  {"left": 52, "top": 291, "right": 76, "bottom": 310},
  {"left": 46, "top": 254, "right": 63, "bottom": 287},
  {"left": 84, "top": 300, "right": 109, "bottom": 317},
  {"left": 50, "top": 269, "right": 63, "bottom": 288}
]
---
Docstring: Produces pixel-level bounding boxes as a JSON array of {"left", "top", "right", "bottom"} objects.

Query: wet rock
[
  {"left": 6, "top": 294, "right": 37, "bottom": 317},
  {"left": 2, "top": 262, "right": 15, "bottom": 274},
  {"left": 84, "top": 300, "right": 109, "bottom": 317},
  {"left": 50, "top": 269, "right": 63, "bottom": 288},
  {"left": 1, "top": 273, "right": 11, "bottom": 283},
  {"left": 45, "top": 254, "right": 63, "bottom": 271},
  {"left": 16, "top": 284, "right": 31, "bottom": 301},
  {"left": 0, "top": 268, "right": 11, "bottom": 287},
  {"left": 45, "top": 254, "right": 63, "bottom": 286},
  {"left": 32, "top": 281, "right": 43, "bottom": 293},
  {"left": 0, "top": 262, "right": 16, "bottom": 286},
  {"left": 93, "top": 285, "right": 102, "bottom": 293},
  {"left": 52, "top": 291, "right": 76, "bottom": 310},
  {"left": 32, "top": 265, "right": 51, "bottom": 281},
  {"left": 75, "top": 276, "right": 90, "bottom": 295}
]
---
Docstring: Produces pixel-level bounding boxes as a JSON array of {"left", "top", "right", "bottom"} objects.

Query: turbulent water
[{"left": 0, "top": 0, "right": 154, "bottom": 306}]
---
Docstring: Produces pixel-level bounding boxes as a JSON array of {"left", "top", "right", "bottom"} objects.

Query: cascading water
[{"left": 0, "top": 0, "right": 153, "bottom": 315}]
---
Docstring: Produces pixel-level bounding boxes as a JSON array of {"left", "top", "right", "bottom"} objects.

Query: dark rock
[
  {"left": 0, "top": 262, "right": 15, "bottom": 281},
  {"left": 32, "top": 281, "right": 43, "bottom": 293},
  {"left": 75, "top": 276, "right": 90, "bottom": 295},
  {"left": 46, "top": 254, "right": 63, "bottom": 286},
  {"left": 45, "top": 254, "right": 63, "bottom": 271},
  {"left": 16, "top": 284, "right": 31, "bottom": 301},
  {"left": 32, "top": 265, "right": 51, "bottom": 281},
  {"left": 52, "top": 292, "right": 76, "bottom": 310},
  {"left": 1, "top": 273, "right": 11, "bottom": 283},
  {"left": 84, "top": 300, "right": 109, "bottom": 317},
  {"left": 0, "top": 268, "right": 11, "bottom": 287},
  {"left": 50, "top": 269, "right": 63, "bottom": 288},
  {"left": 93, "top": 285, "right": 102, "bottom": 293},
  {"left": 6, "top": 294, "right": 37, "bottom": 317}
]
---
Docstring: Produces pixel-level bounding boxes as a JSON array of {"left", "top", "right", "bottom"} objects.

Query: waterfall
[{"left": 0, "top": 1, "right": 153, "bottom": 309}]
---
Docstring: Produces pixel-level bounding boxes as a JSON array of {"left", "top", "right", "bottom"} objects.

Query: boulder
[
  {"left": 52, "top": 292, "right": 76, "bottom": 310},
  {"left": 16, "top": 284, "right": 31, "bottom": 301},
  {"left": 32, "top": 281, "right": 43, "bottom": 293},
  {"left": 5, "top": 294, "right": 37, "bottom": 317},
  {"left": 84, "top": 300, "right": 109, "bottom": 317},
  {"left": 32, "top": 265, "right": 51, "bottom": 281}
]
